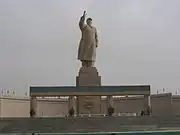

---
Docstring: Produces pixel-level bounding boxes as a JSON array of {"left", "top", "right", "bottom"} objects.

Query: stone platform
[{"left": 0, "top": 116, "right": 180, "bottom": 133}]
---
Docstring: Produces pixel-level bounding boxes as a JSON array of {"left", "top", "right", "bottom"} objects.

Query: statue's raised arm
[{"left": 79, "top": 11, "right": 86, "bottom": 30}]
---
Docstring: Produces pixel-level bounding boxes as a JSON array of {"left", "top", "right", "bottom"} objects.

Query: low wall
[
  {"left": 101, "top": 94, "right": 173, "bottom": 116},
  {"left": 151, "top": 93, "right": 172, "bottom": 116},
  {"left": 0, "top": 93, "right": 179, "bottom": 117},
  {"left": 101, "top": 96, "right": 145, "bottom": 114},
  {"left": 0, "top": 96, "right": 30, "bottom": 117},
  {"left": 37, "top": 99, "right": 68, "bottom": 117},
  {"left": 172, "top": 95, "right": 180, "bottom": 115}
]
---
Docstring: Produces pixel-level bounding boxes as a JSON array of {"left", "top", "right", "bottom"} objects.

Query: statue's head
[{"left": 86, "top": 18, "right": 92, "bottom": 26}]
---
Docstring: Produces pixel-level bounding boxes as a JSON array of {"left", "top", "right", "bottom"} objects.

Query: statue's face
[{"left": 87, "top": 20, "right": 92, "bottom": 26}]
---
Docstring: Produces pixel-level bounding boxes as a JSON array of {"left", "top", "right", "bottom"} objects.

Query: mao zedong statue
[{"left": 78, "top": 11, "right": 99, "bottom": 67}]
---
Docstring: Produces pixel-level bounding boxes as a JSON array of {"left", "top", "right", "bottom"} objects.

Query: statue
[{"left": 78, "top": 11, "right": 99, "bottom": 67}]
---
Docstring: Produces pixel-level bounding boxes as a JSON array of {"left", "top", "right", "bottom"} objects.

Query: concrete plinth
[{"left": 76, "top": 67, "right": 101, "bottom": 115}]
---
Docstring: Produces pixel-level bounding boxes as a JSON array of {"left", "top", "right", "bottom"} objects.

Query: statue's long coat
[{"left": 78, "top": 16, "right": 98, "bottom": 61}]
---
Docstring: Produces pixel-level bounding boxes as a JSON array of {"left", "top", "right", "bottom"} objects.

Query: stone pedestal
[{"left": 76, "top": 67, "right": 101, "bottom": 115}]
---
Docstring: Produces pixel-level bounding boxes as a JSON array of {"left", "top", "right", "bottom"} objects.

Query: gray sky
[{"left": 0, "top": 0, "right": 180, "bottom": 96}]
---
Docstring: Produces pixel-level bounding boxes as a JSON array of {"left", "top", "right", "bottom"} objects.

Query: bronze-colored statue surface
[{"left": 78, "top": 11, "right": 99, "bottom": 67}]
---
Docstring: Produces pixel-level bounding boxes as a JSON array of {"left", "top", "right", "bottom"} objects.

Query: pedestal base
[{"left": 76, "top": 67, "right": 101, "bottom": 115}]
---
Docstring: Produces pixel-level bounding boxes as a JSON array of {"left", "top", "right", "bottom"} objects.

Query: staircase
[{"left": 0, "top": 116, "right": 179, "bottom": 133}]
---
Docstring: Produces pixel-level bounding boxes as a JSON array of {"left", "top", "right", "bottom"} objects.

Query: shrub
[
  {"left": 69, "top": 107, "right": 75, "bottom": 117},
  {"left": 108, "top": 106, "right": 114, "bottom": 116},
  {"left": 30, "top": 109, "right": 35, "bottom": 117}
]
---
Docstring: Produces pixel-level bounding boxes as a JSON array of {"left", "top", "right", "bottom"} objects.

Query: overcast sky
[{"left": 0, "top": 0, "right": 180, "bottom": 96}]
